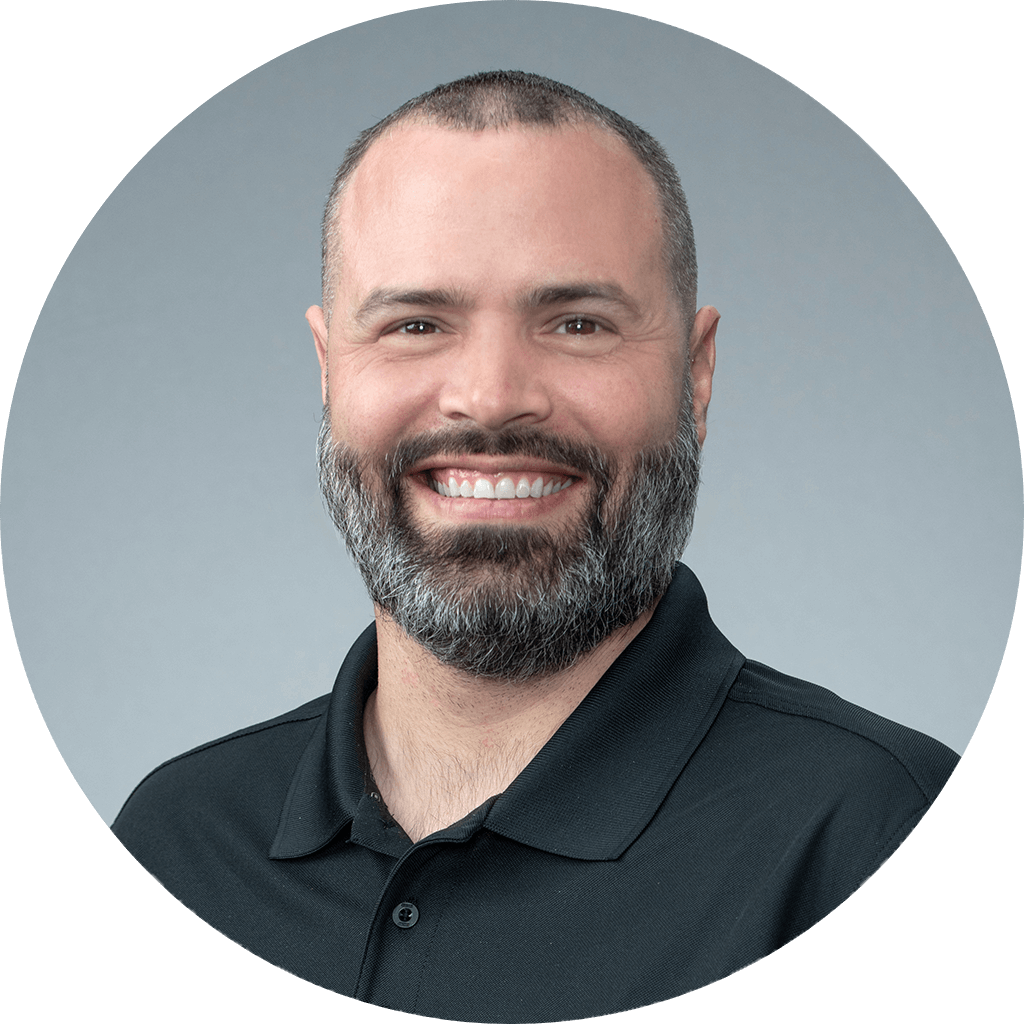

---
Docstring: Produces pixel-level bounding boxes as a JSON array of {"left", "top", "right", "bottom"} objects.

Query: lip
[
  {"left": 415, "top": 481, "right": 580, "bottom": 520},
  {"left": 407, "top": 454, "right": 583, "bottom": 478}
]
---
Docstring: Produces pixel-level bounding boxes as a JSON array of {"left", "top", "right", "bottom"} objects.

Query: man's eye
[
  {"left": 397, "top": 320, "right": 437, "bottom": 335},
  {"left": 558, "top": 318, "right": 601, "bottom": 336}
]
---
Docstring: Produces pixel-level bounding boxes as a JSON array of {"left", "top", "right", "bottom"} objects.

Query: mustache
[{"left": 379, "top": 426, "right": 618, "bottom": 493}]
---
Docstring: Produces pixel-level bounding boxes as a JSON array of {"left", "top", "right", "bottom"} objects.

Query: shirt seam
[
  {"left": 112, "top": 709, "right": 326, "bottom": 826},
  {"left": 725, "top": 687, "right": 933, "bottom": 802}
]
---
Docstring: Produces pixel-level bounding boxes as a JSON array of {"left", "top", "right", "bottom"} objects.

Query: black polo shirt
[{"left": 113, "top": 565, "right": 958, "bottom": 1022}]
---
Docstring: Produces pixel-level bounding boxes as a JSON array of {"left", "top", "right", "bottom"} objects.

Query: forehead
[{"left": 332, "top": 122, "right": 666, "bottom": 302}]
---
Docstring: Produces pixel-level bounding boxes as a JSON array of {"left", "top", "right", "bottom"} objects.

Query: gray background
[{"left": 3, "top": 2, "right": 1019, "bottom": 826}]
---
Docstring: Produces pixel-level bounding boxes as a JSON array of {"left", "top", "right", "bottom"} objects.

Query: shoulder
[
  {"left": 725, "top": 660, "right": 959, "bottom": 801},
  {"left": 112, "top": 694, "right": 329, "bottom": 840}
]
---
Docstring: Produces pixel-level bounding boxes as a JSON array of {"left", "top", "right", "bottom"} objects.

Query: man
[{"left": 113, "top": 71, "right": 958, "bottom": 1021}]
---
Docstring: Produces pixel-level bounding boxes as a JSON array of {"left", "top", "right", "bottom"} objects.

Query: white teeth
[
  {"left": 494, "top": 477, "right": 516, "bottom": 499},
  {"left": 433, "top": 473, "right": 574, "bottom": 498}
]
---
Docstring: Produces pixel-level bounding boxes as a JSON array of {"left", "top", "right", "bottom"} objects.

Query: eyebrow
[
  {"left": 353, "top": 287, "right": 474, "bottom": 327},
  {"left": 516, "top": 282, "right": 639, "bottom": 315},
  {"left": 352, "top": 281, "right": 639, "bottom": 327}
]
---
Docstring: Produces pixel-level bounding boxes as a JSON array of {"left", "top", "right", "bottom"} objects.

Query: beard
[{"left": 318, "top": 385, "right": 702, "bottom": 682}]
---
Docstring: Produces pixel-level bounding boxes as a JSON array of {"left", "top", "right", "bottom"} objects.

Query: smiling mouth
[{"left": 426, "top": 469, "right": 576, "bottom": 500}]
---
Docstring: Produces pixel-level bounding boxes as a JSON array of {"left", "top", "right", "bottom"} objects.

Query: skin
[{"left": 306, "top": 122, "right": 718, "bottom": 841}]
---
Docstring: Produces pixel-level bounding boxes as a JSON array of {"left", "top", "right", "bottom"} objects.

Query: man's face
[{"left": 309, "top": 122, "right": 716, "bottom": 678}]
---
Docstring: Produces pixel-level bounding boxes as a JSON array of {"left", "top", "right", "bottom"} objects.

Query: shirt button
[{"left": 392, "top": 902, "right": 419, "bottom": 929}]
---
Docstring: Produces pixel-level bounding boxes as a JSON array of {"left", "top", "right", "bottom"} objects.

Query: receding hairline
[
  {"left": 319, "top": 71, "right": 697, "bottom": 332},
  {"left": 335, "top": 117, "right": 659, "bottom": 221}
]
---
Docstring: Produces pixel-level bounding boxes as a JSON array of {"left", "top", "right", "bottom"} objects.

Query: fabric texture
[{"left": 113, "top": 564, "right": 958, "bottom": 1022}]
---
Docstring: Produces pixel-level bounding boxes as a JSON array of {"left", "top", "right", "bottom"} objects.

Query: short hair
[{"left": 320, "top": 70, "right": 697, "bottom": 330}]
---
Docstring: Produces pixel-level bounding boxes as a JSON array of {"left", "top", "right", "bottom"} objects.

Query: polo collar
[{"left": 270, "top": 564, "right": 744, "bottom": 862}]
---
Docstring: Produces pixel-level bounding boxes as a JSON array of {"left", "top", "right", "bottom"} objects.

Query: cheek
[
  {"left": 561, "top": 368, "right": 682, "bottom": 456},
  {"left": 327, "top": 352, "right": 439, "bottom": 451}
]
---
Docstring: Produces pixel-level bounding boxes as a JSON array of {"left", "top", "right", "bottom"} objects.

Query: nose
[{"left": 437, "top": 326, "right": 553, "bottom": 431}]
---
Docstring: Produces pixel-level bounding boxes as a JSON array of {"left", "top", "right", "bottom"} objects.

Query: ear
[
  {"left": 688, "top": 305, "right": 719, "bottom": 447},
  {"left": 306, "top": 305, "right": 330, "bottom": 405}
]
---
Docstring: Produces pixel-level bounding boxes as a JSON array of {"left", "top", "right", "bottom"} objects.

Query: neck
[{"left": 363, "top": 604, "right": 657, "bottom": 843}]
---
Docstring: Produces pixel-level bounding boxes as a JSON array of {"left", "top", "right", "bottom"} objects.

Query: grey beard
[{"left": 317, "top": 395, "right": 702, "bottom": 682}]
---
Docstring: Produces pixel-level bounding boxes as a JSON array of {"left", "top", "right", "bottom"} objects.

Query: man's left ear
[{"left": 688, "top": 305, "right": 719, "bottom": 446}]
